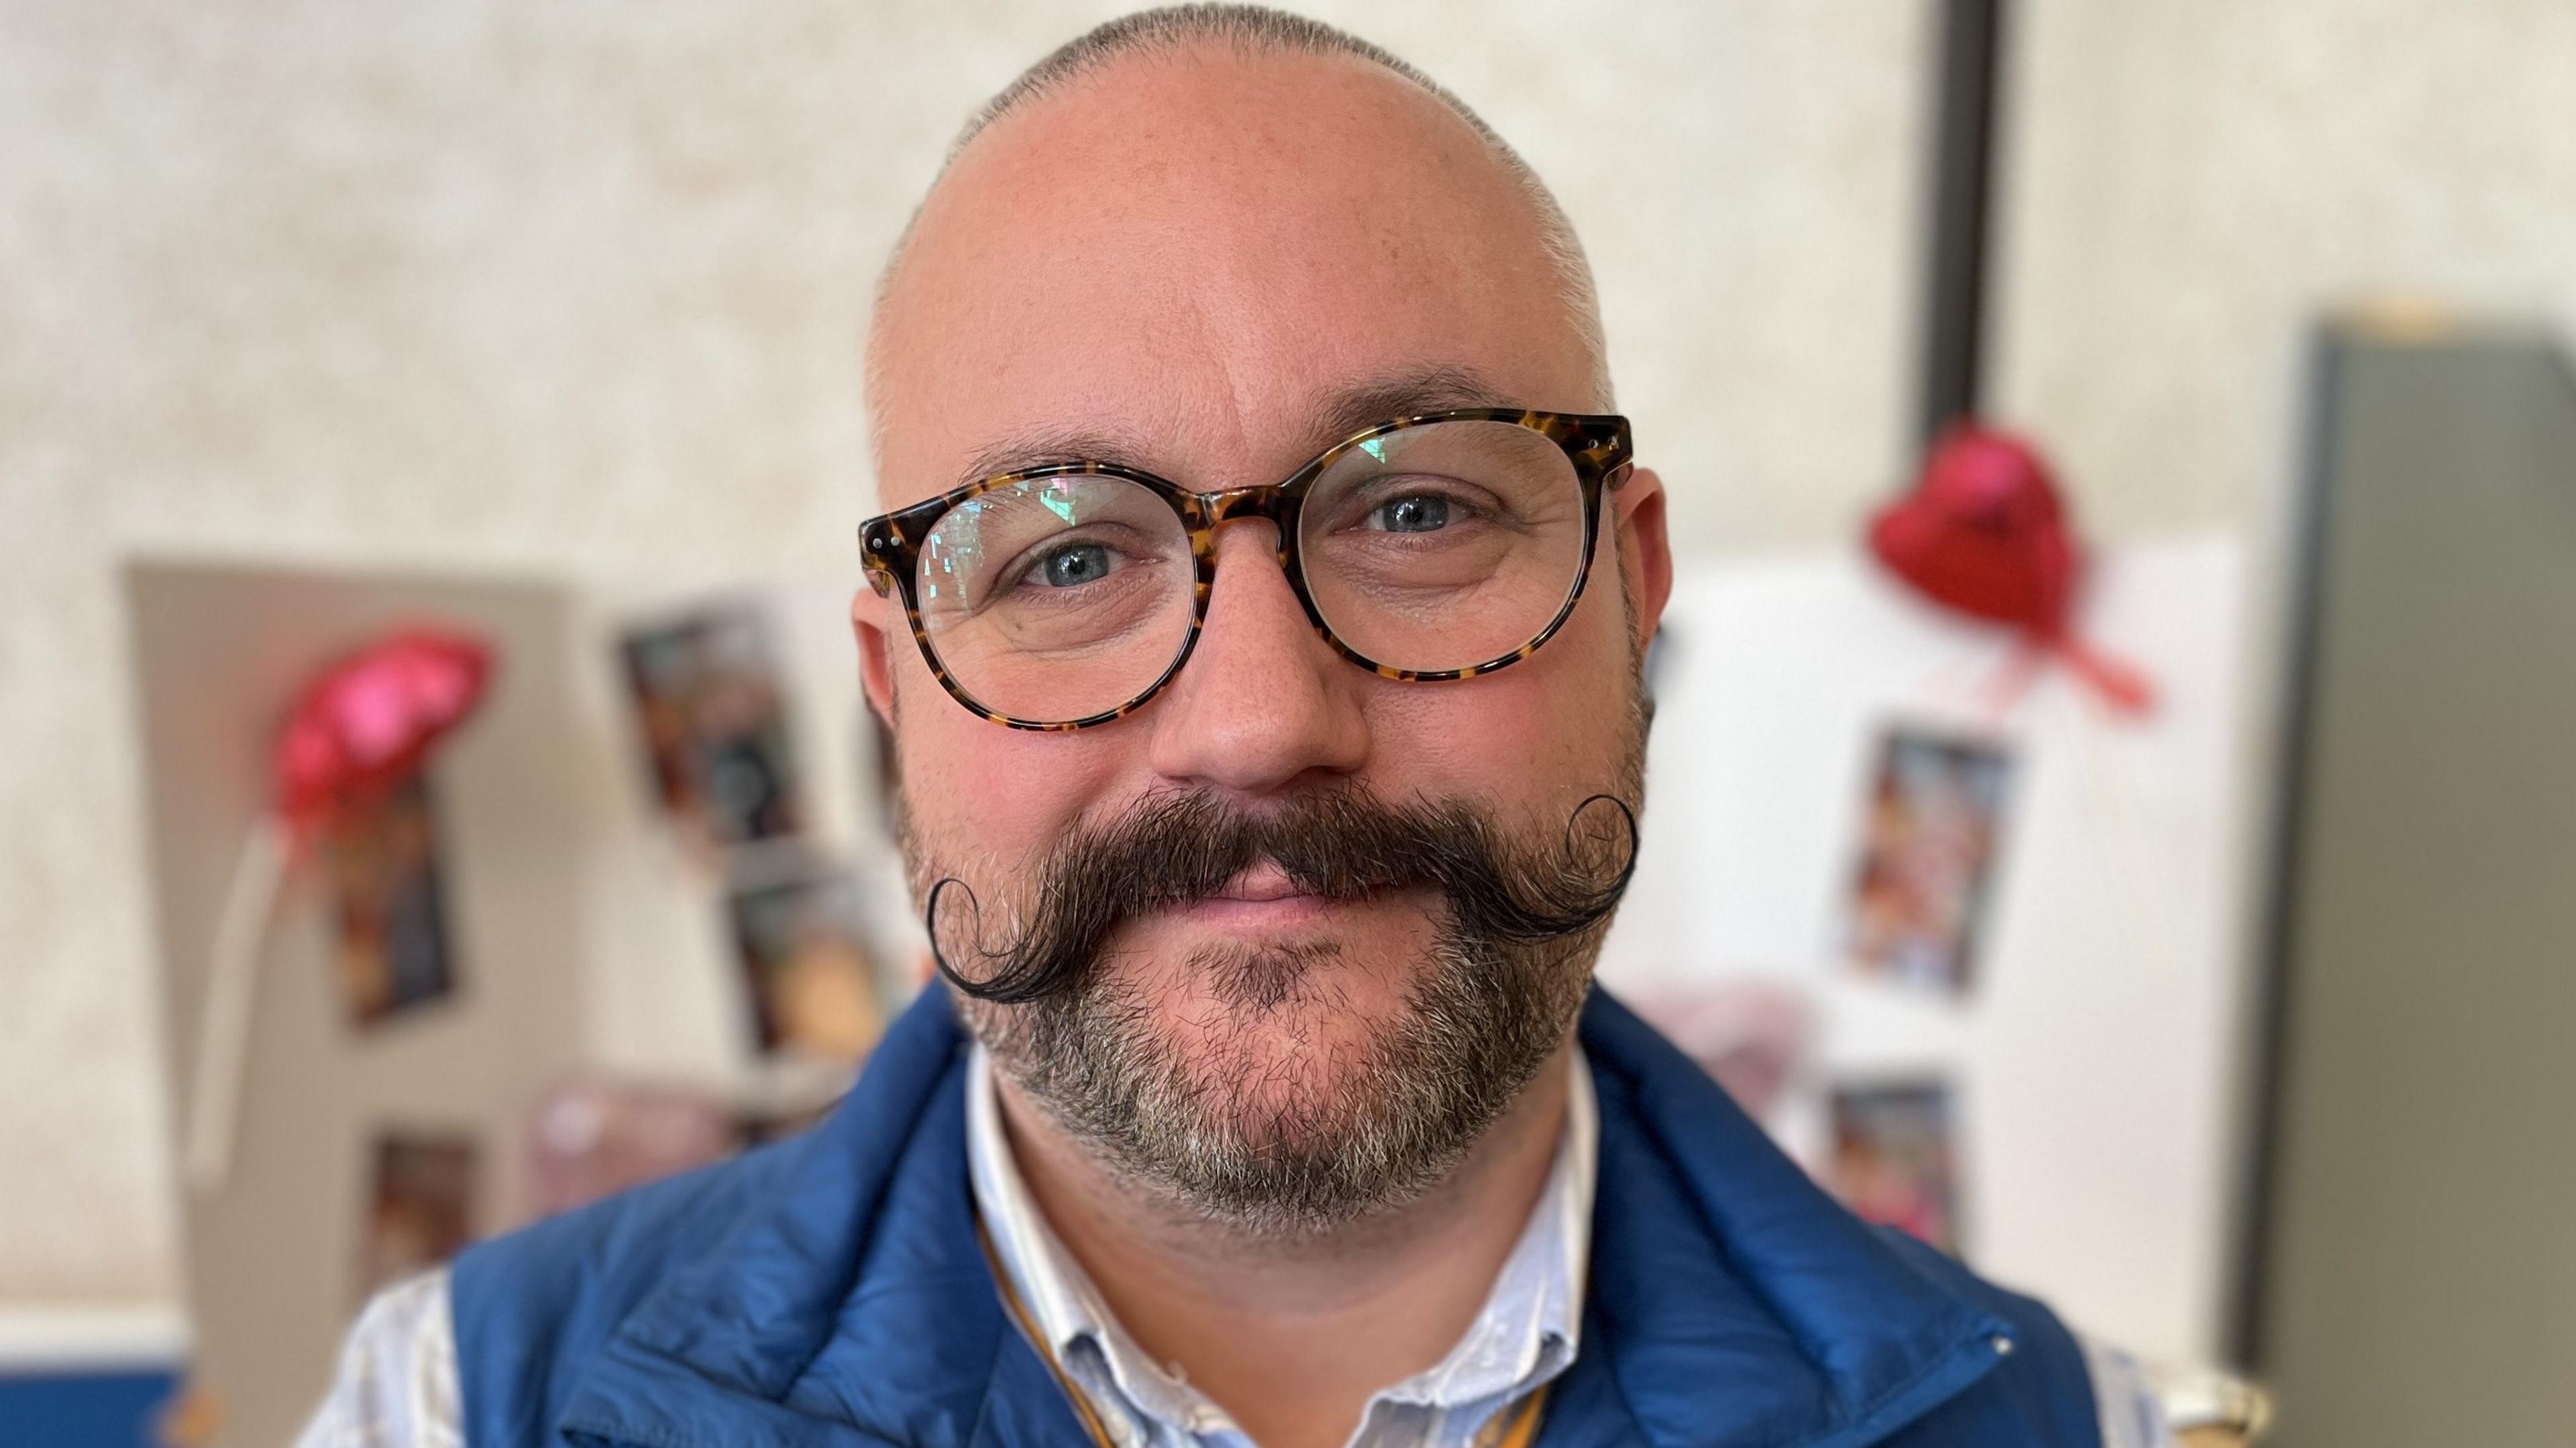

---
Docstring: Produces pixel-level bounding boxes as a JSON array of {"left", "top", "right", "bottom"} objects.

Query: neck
[{"left": 992, "top": 1043, "right": 1574, "bottom": 1448}]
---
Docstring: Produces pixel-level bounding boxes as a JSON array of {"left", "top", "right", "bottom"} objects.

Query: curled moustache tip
[
  {"left": 923, "top": 876, "right": 998, "bottom": 999},
  {"left": 1558, "top": 793, "right": 1642, "bottom": 917},
  {"left": 1566, "top": 793, "right": 1641, "bottom": 869}
]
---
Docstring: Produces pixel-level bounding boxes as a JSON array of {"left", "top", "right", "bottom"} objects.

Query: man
[{"left": 302, "top": 7, "right": 2194, "bottom": 1445}]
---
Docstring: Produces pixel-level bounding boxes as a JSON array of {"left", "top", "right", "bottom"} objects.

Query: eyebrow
[
  {"left": 1305, "top": 363, "right": 1521, "bottom": 449},
  {"left": 946, "top": 362, "right": 1523, "bottom": 491}
]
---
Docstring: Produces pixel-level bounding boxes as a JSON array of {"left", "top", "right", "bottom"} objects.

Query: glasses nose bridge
[
  {"left": 1198, "top": 482, "right": 1297, "bottom": 526},
  {"left": 1194, "top": 482, "right": 1302, "bottom": 561}
]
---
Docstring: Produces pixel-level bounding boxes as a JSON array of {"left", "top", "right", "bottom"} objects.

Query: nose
[{"left": 1146, "top": 520, "right": 1369, "bottom": 796}]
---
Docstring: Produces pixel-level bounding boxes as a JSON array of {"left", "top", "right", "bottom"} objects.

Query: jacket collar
[
  {"left": 1542, "top": 993, "right": 2014, "bottom": 1447},
  {"left": 554, "top": 986, "right": 1090, "bottom": 1447},
  {"left": 555, "top": 987, "right": 2008, "bottom": 1448}
]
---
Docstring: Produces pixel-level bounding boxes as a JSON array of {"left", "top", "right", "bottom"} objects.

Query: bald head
[
  {"left": 851, "top": 9, "right": 1675, "bottom": 1251},
  {"left": 864, "top": 5, "right": 1613, "bottom": 502}
]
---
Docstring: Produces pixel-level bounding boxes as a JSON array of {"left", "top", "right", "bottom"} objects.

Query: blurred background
[{"left": 3, "top": 1, "right": 2571, "bottom": 1444}]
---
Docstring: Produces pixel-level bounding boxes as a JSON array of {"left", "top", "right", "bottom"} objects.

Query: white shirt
[{"left": 965, "top": 1043, "right": 1595, "bottom": 1448}]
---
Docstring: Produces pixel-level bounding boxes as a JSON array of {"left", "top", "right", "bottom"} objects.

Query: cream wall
[
  {"left": 9, "top": 0, "right": 2575, "bottom": 1325},
  {"left": 0, "top": 1, "right": 1932, "bottom": 1308},
  {"left": 1990, "top": 0, "right": 2576, "bottom": 538}
]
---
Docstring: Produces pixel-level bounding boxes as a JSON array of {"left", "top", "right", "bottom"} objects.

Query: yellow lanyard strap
[
  {"left": 1478, "top": 1382, "right": 1550, "bottom": 1448},
  {"left": 979, "top": 1222, "right": 1121, "bottom": 1446}
]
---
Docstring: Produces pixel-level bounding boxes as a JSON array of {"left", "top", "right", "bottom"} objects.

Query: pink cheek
[
  {"left": 1346, "top": 569, "right": 1634, "bottom": 781},
  {"left": 898, "top": 695, "right": 1140, "bottom": 857},
  {"left": 1355, "top": 671, "right": 1555, "bottom": 788}
]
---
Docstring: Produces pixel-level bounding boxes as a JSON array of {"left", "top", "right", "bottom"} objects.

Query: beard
[
  {"left": 949, "top": 789, "right": 1643, "bottom": 1233},
  {"left": 900, "top": 763, "right": 1644, "bottom": 1235},
  {"left": 894, "top": 628, "right": 1648, "bottom": 1233}
]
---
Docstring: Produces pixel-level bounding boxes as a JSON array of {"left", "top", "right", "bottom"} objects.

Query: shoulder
[
  {"left": 2080, "top": 1337, "right": 2184, "bottom": 1448},
  {"left": 445, "top": 1138, "right": 804, "bottom": 1442},
  {"left": 458, "top": 1134, "right": 803, "bottom": 1308},
  {"left": 293, "top": 1270, "right": 460, "bottom": 1448},
  {"left": 1876, "top": 1227, "right": 2086, "bottom": 1367},
  {"left": 1872, "top": 1229, "right": 2116, "bottom": 1438},
  {"left": 448, "top": 989, "right": 977, "bottom": 1442},
  {"left": 1880, "top": 1231, "right": 2184, "bottom": 1448},
  {"left": 1573, "top": 987, "right": 2141, "bottom": 1447}
]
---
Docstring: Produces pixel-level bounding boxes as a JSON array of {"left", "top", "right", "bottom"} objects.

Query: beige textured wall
[
  {"left": 15, "top": 0, "right": 2573, "bottom": 1320},
  {"left": 0, "top": 2, "right": 1932, "bottom": 1306},
  {"left": 1991, "top": 0, "right": 2576, "bottom": 538}
]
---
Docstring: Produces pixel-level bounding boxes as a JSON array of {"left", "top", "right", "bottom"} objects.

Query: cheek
[
  {"left": 1356, "top": 580, "right": 1638, "bottom": 817},
  {"left": 892, "top": 662, "right": 1130, "bottom": 871}
]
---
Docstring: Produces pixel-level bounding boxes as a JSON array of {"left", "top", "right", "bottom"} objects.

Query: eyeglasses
[{"left": 859, "top": 409, "right": 1634, "bottom": 730}]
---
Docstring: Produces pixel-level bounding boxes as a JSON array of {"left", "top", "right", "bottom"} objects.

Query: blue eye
[
  {"left": 1038, "top": 543, "right": 1113, "bottom": 587},
  {"left": 1368, "top": 496, "right": 1451, "bottom": 533}
]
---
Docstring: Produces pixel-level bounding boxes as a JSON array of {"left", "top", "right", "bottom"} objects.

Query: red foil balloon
[
  {"left": 272, "top": 628, "right": 496, "bottom": 840},
  {"left": 1869, "top": 424, "right": 2154, "bottom": 714}
]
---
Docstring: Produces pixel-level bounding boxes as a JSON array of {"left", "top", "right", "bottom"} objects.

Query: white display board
[
  {"left": 1593, "top": 534, "right": 2257, "bottom": 1364},
  {"left": 570, "top": 571, "right": 924, "bottom": 1091},
  {"left": 128, "top": 561, "right": 920, "bottom": 1445},
  {"left": 129, "top": 561, "right": 604, "bottom": 1447}
]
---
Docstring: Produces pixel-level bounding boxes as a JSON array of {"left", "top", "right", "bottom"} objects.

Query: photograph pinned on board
[
  {"left": 726, "top": 848, "right": 887, "bottom": 1066},
  {"left": 619, "top": 602, "right": 804, "bottom": 847},
  {"left": 1828, "top": 1080, "right": 1963, "bottom": 1255},
  {"left": 356, "top": 1130, "right": 479, "bottom": 1299},
  {"left": 1846, "top": 724, "right": 2017, "bottom": 995},
  {"left": 321, "top": 772, "right": 459, "bottom": 1029}
]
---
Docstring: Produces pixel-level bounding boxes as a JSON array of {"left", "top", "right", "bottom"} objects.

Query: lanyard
[
  {"left": 977, "top": 1223, "right": 1551, "bottom": 1448},
  {"left": 1476, "top": 1385, "right": 1551, "bottom": 1448}
]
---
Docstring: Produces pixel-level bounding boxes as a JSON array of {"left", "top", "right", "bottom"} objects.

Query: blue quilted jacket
[{"left": 450, "top": 987, "right": 2100, "bottom": 1446}]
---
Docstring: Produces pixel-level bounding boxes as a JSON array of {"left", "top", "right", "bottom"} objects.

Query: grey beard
[
  {"left": 912, "top": 630, "right": 1650, "bottom": 1233},
  {"left": 971, "top": 912, "right": 1600, "bottom": 1235}
]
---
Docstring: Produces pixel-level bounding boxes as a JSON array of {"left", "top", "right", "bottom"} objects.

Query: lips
[
  {"left": 1213, "top": 860, "right": 1309, "bottom": 903},
  {"left": 1167, "top": 859, "right": 1340, "bottom": 928}
]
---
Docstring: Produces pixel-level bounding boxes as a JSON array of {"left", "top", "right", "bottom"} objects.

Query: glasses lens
[
  {"left": 1296, "top": 420, "right": 1591, "bottom": 673},
  {"left": 915, "top": 474, "right": 1194, "bottom": 722}
]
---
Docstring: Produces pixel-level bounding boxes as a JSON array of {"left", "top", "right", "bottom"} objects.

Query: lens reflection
[
  {"left": 1297, "top": 421, "right": 1589, "bottom": 673},
  {"left": 916, "top": 474, "right": 1194, "bottom": 721}
]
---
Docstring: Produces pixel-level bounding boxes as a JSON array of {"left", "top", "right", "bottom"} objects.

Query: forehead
[{"left": 869, "top": 46, "right": 1595, "bottom": 507}]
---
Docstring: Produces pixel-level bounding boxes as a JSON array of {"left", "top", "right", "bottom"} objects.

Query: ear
[
  {"left": 851, "top": 584, "right": 900, "bottom": 728},
  {"left": 1612, "top": 466, "right": 1674, "bottom": 649}
]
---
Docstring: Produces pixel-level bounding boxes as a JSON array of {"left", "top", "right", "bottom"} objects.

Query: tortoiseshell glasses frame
[{"left": 857, "top": 408, "right": 1635, "bottom": 731}]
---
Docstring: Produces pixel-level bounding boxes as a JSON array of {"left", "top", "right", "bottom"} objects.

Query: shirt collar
[
  {"left": 965, "top": 1041, "right": 1597, "bottom": 1439},
  {"left": 1374, "top": 1052, "right": 1595, "bottom": 1410}
]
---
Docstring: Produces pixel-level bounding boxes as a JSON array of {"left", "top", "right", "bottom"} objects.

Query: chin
[
  {"left": 1138, "top": 934, "right": 1419, "bottom": 1113},
  {"left": 981, "top": 901, "right": 1579, "bottom": 1231}
]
